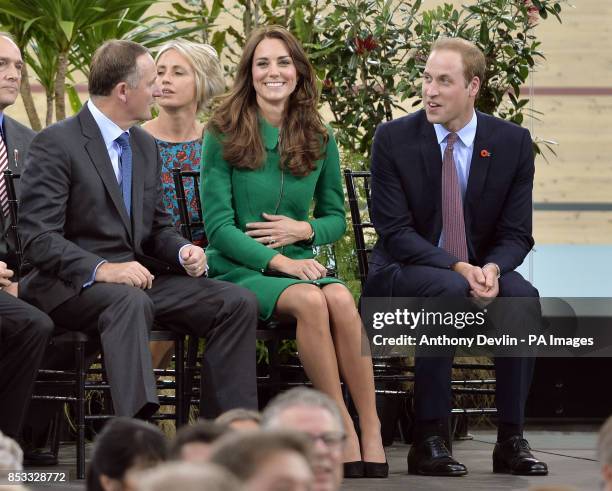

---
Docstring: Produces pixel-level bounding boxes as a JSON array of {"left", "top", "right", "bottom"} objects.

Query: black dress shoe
[
  {"left": 343, "top": 461, "right": 364, "bottom": 478},
  {"left": 364, "top": 460, "right": 389, "bottom": 478},
  {"left": 23, "top": 449, "right": 58, "bottom": 466},
  {"left": 408, "top": 436, "right": 467, "bottom": 476},
  {"left": 493, "top": 436, "right": 548, "bottom": 475}
]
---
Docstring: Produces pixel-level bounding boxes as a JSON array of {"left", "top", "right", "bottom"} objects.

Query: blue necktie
[{"left": 115, "top": 132, "right": 132, "bottom": 217}]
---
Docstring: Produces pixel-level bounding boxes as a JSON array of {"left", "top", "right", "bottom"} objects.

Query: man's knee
[
  {"left": 125, "top": 286, "right": 155, "bottom": 311},
  {"left": 434, "top": 272, "right": 470, "bottom": 297},
  {"left": 103, "top": 286, "right": 155, "bottom": 322},
  {"left": 220, "top": 284, "right": 258, "bottom": 317},
  {"left": 499, "top": 272, "right": 538, "bottom": 298},
  {"left": 31, "top": 309, "right": 54, "bottom": 338}
]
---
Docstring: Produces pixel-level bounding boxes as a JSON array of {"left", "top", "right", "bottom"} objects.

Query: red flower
[
  {"left": 354, "top": 35, "right": 378, "bottom": 55},
  {"left": 480, "top": 149, "right": 491, "bottom": 158},
  {"left": 522, "top": 0, "right": 540, "bottom": 26},
  {"left": 322, "top": 78, "right": 334, "bottom": 90}
]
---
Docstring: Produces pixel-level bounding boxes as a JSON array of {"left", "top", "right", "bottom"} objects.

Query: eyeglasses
[{"left": 304, "top": 431, "right": 347, "bottom": 449}]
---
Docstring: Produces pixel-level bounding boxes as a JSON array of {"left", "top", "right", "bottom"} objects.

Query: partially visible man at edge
[{"left": 0, "top": 31, "right": 53, "bottom": 447}]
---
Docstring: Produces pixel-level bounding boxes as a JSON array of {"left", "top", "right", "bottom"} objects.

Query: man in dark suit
[
  {"left": 0, "top": 32, "right": 53, "bottom": 440},
  {"left": 365, "top": 38, "right": 547, "bottom": 476},
  {"left": 18, "top": 40, "right": 258, "bottom": 420}
]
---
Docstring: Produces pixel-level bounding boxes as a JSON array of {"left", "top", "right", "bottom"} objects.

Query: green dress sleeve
[
  {"left": 308, "top": 129, "right": 347, "bottom": 246},
  {"left": 201, "top": 131, "right": 279, "bottom": 271}
]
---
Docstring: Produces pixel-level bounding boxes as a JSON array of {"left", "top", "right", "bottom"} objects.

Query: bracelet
[
  {"left": 305, "top": 223, "right": 315, "bottom": 243},
  {"left": 483, "top": 262, "right": 500, "bottom": 279}
]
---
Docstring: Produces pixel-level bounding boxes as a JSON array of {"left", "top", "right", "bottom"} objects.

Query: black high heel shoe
[
  {"left": 343, "top": 461, "right": 365, "bottom": 478},
  {"left": 364, "top": 460, "right": 389, "bottom": 478}
]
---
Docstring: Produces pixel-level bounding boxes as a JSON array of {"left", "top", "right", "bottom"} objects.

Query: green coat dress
[{"left": 201, "top": 117, "right": 346, "bottom": 320}]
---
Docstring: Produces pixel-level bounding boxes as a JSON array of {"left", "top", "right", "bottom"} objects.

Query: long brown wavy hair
[{"left": 208, "top": 25, "right": 328, "bottom": 177}]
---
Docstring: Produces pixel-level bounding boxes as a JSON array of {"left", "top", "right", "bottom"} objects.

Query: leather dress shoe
[
  {"left": 407, "top": 436, "right": 467, "bottom": 476},
  {"left": 493, "top": 436, "right": 548, "bottom": 475},
  {"left": 23, "top": 449, "right": 58, "bottom": 466}
]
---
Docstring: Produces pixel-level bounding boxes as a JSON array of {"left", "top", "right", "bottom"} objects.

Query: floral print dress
[{"left": 157, "top": 137, "right": 205, "bottom": 245}]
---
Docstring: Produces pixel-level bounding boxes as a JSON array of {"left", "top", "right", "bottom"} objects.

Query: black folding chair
[
  {"left": 3, "top": 169, "right": 187, "bottom": 479},
  {"left": 343, "top": 168, "right": 497, "bottom": 442}
]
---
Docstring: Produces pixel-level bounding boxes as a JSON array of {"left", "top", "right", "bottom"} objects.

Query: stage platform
[{"left": 21, "top": 426, "right": 600, "bottom": 490}]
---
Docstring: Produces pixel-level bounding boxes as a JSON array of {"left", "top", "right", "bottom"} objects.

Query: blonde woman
[{"left": 143, "top": 40, "right": 224, "bottom": 368}]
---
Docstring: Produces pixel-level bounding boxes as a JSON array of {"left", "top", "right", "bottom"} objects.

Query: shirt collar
[
  {"left": 87, "top": 99, "right": 128, "bottom": 149},
  {"left": 259, "top": 114, "right": 280, "bottom": 150},
  {"left": 0, "top": 112, "right": 4, "bottom": 137},
  {"left": 434, "top": 110, "right": 477, "bottom": 147}
]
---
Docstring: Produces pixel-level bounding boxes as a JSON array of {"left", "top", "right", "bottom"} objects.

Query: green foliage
[
  {"left": 0, "top": 0, "right": 199, "bottom": 127},
  {"left": 309, "top": 0, "right": 421, "bottom": 158},
  {"left": 305, "top": 0, "right": 564, "bottom": 159},
  {"left": 167, "top": 0, "right": 332, "bottom": 77}
]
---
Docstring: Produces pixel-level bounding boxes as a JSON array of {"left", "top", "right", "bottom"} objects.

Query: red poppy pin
[{"left": 480, "top": 149, "right": 491, "bottom": 158}]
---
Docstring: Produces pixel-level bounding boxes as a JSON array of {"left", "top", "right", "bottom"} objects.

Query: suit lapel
[
  {"left": 420, "top": 120, "right": 443, "bottom": 237},
  {"left": 3, "top": 117, "right": 24, "bottom": 171},
  {"left": 466, "top": 111, "right": 493, "bottom": 208},
  {"left": 79, "top": 107, "right": 132, "bottom": 239}
]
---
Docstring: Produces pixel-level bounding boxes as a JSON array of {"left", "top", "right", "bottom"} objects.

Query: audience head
[
  {"left": 215, "top": 408, "right": 262, "bottom": 431},
  {"left": 136, "top": 461, "right": 241, "bottom": 491},
  {"left": 0, "top": 32, "right": 23, "bottom": 112},
  {"left": 210, "top": 430, "right": 314, "bottom": 491},
  {"left": 0, "top": 431, "right": 23, "bottom": 471},
  {"left": 209, "top": 25, "right": 327, "bottom": 177},
  {"left": 423, "top": 37, "right": 485, "bottom": 132},
  {"left": 599, "top": 415, "right": 612, "bottom": 490},
  {"left": 262, "top": 388, "right": 345, "bottom": 491},
  {"left": 155, "top": 40, "right": 225, "bottom": 114},
  {"left": 170, "top": 420, "right": 228, "bottom": 464},
  {"left": 86, "top": 418, "right": 167, "bottom": 491},
  {"left": 89, "top": 39, "right": 160, "bottom": 127}
]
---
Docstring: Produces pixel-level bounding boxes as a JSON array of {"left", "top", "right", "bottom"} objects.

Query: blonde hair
[{"left": 156, "top": 39, "right": 225, "bottom": 113}]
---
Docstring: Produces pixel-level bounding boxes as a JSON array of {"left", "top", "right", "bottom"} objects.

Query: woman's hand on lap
[
  {"left": 246, "top": 213, "right": 312, "bottom": 248},
  {"left": 267, "top": 255, "right": 327, "bottom": 280}
]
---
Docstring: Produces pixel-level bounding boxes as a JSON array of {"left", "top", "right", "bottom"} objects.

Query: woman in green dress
[{"left": 201, "top": 26, "right": 386, "bottom": 476}]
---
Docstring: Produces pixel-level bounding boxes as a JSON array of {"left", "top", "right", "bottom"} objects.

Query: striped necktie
[
  {"left": 441, "top": 132, "right": 468, "bottom": 263},
  {"left": 0, "top": 130, "right": 10, "bottom": 216}
]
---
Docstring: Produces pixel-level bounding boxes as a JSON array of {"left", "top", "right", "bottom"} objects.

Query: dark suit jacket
[
  {"left": 0, "top": 115, "right": 35, "bottom": 260},
  {"left": 18, "top": 106, "right": 189, "bottom": 313},
  {"left": 368, "top": 109, "right": 534, "bottom": 283}
]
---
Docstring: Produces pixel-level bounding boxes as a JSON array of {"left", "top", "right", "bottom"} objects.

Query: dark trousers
[
  {"left": 0, "top": 290, "right": 53, "bottom": 438},
  {"left": 365, "top": 264, "right": 539, "bottom": 427},
  {"left": 47, "top": 274, "right": 258, "bottom": 418}
]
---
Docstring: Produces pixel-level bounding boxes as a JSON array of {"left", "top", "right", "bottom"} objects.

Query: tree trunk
[
  {"left": 54, "top": 51, "right": 69, "bottom": 122},
  {"left": 19, "top": 64, "right": 42, "bottom": 131},
  {"left": 45, "top": 90, "right": 54, "bottom": 127}
]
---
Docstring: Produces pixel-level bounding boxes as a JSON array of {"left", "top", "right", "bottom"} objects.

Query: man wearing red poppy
[{"left": 366, "top": 37, "right": 547, "bottom": 477}]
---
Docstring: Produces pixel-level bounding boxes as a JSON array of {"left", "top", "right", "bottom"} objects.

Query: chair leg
[
  {"left": 49, "top": 411, "right": 61, "bottom": 458},
  {"left": 184, "top": 337, "right": 199, "bottom": 423},
  {"left": 175, "top": 336, "right": 185, "bottom": 427},
  {"left": 76, "top": 341, "right": 86, "bottom": 480},
  {"left": 268, "top": 338, "right": 281, "bottom": 395}
]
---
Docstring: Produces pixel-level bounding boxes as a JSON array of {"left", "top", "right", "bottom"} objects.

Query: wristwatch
[{"left": 483, "top": 262, "right": 501, "bottom": 279}]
